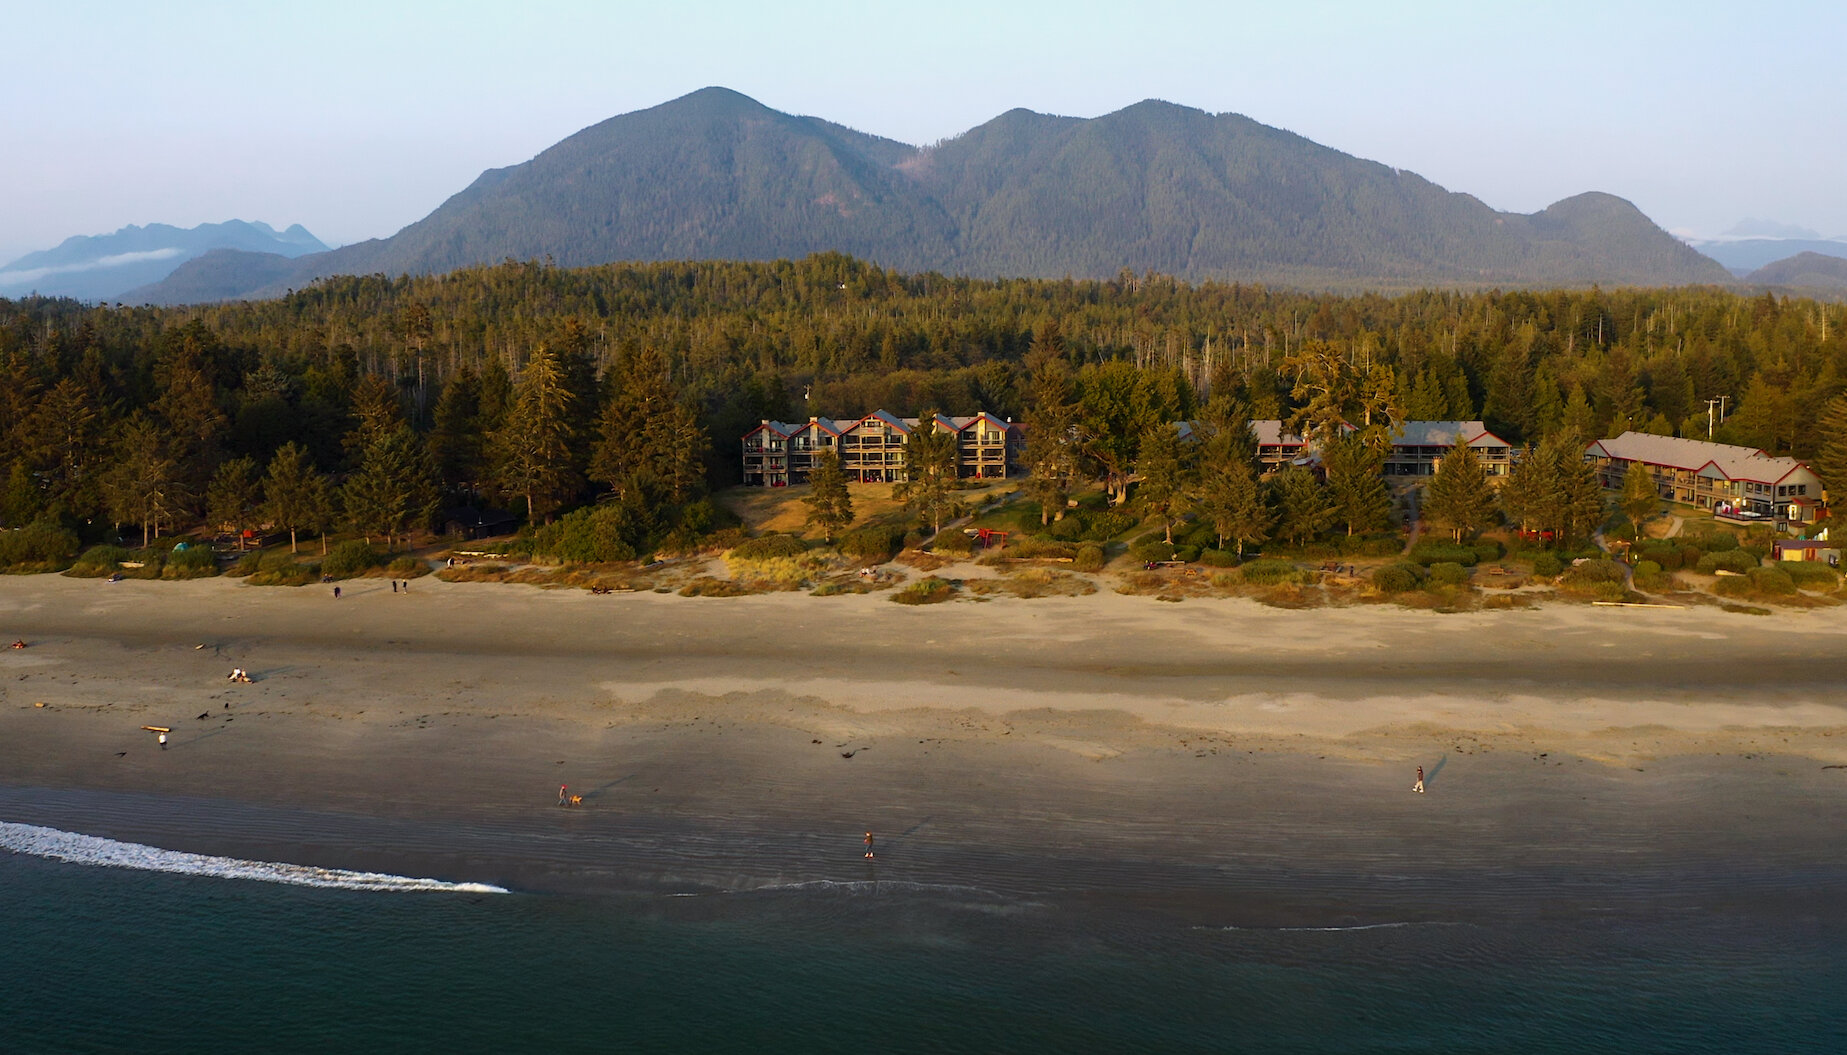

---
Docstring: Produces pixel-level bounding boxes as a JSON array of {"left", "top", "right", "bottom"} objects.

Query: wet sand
[{"left": 2, "top": 574, "right": 1845, "bottom": 906}]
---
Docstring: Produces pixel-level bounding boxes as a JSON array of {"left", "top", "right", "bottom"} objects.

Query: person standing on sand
[
  {"left": 158, "top": 732, "right": 168, "bottom": 750},
  {"left": 864, "top": 831, "right": 875, "bottom": 859},
  {"left": 1413, "top": 765, "right": 1425, "bottom": 793},
  {"left": 559, "top": 784, "right": 568, "bottom": 807},
  {"left": 333, "top": 586, "right": 341, "bottom": 599},
  {"left": 391, "top": 580, "right": 397, "bottom": 593}
]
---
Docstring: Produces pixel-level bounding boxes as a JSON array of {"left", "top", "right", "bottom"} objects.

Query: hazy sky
[{"left": 5, "top": 0, "right": 1843, "bottom": 263}]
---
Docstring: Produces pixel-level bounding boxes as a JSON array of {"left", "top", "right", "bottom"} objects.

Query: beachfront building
[
  {"left": 743, "top": 411, "right": 1022, "bottom": 485},
  {"left": 1583, "top": 431, "right": 1824, "bottom": 524},
  {"left": 1248, "top": 420, "right": 1343, "bottom": 472},
  {"left": 1385, "top": 421, "right": 1514, "bottom": 477}
]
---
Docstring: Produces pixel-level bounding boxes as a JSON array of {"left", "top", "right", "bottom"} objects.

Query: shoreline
[{"left": 4, "top": 573, "right": 1845, "bottom": 901}]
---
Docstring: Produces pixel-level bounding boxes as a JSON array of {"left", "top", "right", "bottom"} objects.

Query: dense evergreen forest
[{"left": 3, "top": 253, "right": 1845, "bottom": 563}]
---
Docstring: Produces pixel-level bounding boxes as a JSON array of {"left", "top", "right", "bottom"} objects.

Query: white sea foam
[{"left": 0, "top": 821, "right": 507, "bottom": 893}]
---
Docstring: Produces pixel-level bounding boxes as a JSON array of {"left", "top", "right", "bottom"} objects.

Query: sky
[{"left": 4, "top": 0, "right": 1844, "bottom": 264}]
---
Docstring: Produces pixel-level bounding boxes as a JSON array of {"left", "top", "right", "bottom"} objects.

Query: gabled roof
[
  {"left": 1586, "top": 431, "right": 1769, "bottom": 472},
  {"left": 789, "top": 417, "right": 844, "bottom": 436},
  {"left": 847, "top": 409, "right": 913, "bottom": 434},
  {"left": 1394, "top": 420, "right": 1507, "bottom": 448},
  {"left": 744, "top": 420, "right": 798, "bottom": 439},
  {"left": 1250, "top": 420, "right": 1311, "bottom": 447}
]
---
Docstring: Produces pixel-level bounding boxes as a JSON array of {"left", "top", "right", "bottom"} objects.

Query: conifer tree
[
  {"left": 1810, "top": 394, "right": 1847, "bottom": 510},
  {"left": 103, "top": 416, "right": 182, "bottom": 547},
  {"left": 1323, "top": 433, "right": 1391, "bottom": 537},
  {"left": 1197, "top": 456, "right": 1270, "bottom": 557},
  {"left": 492, "top": 344, "right": 581, "bottom": 523},
  {"left": 893, "top": 415, "right": 961, "bottom": 535},
  {"left": 1270, "top": 465, "right": 1336, "bottom": 547},
  {"left": 344, "top": 426, "right": 439, "bottom": 549},
  {"left": 1620, "top": 459, "right": 1660, "bottom": 532},
  {"left": 261, "top": 442, "right": 330, "bottom": 554},
  {"left": 803, "top": 448, "right": 853, "bottom": 542},
  {"left": 1135, "top": 423, "right": 1193, "bottom": 544},
  {"left": 1024, "top": 365, "right": 1079, "bottom": 524},
  {"left": 1423, "top": 434, "right": 1497, "bottom": 542},
  {"left": 207, "top": 455, "right": 260, "bottom": 548}
]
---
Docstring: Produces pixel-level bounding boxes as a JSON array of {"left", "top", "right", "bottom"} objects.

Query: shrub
[
  {"left": 1009, "top": 537, "right": 1077, "bottom": 560},
  {"left": 891, "top": 576, "right": 956, "bottom": 605},
  {"left": 1073, "top": 544, "right": 1105, "bottom": 572},
  {"left": 1632, "top": 560, "right": 1671, "bottom": 591},
  {"left": 532, "top": 503, "right": 648, "bottom": 563},
  {"left": 321, "top": 541, "right": 380, "bottom": 579},
  {"left": 245, "top": 550, "right": 322, "bottom": 586},
  {"left": 1782, "top": 561, "right": 1840, "bottom": 588},
  {"left": 1082, "top": 511, "right": 1137, "bottom": 542},
  {"left": 1564, "top": 559, "right": 1627, "bottom": 586},
  {"left": 1472, "top": 540, "right": 1505, "bottom": 562},
  {"left": 1702, "top": 532, "right": 1738, "bottom": 552},
  {"left": 1129, "top": 537, "right": 1175, "bottom": 563},
  {"left": 1177, "top": 521, "right": 1220, "bottom": 549},
  {"left": 0, "top": 520, "right": 80, "bottom": 569},
  {"left": 1409, "top": 541, "right": 1478, "bottom": 567},
  {"left": 1638, "top": 545, "right": 1682, "bottom": 571},
  {"left": 1045, "top": 515, "right": 1086, "bottom": 541},
  {"left": 1741, "top": 542, "right": 1771, "bottom": 561},
  {"left": 1198, "top": 548, "right": 1238, "bottom": 567},
  {"left": 678, "top": 576, "right": 751, "bottom": 597},
  {"left": 162, "top": 542, "right": 219, "bottom": 579},
  {"left": 729, "top": 533, "right": 807, "bottom": 561},
  {"left": 1240, "top": 559, "right": 1306, "bottom": 586},
  {"left": 1427, "top": 561, "right": 1471, "bottom": 586},
  {"left": 68, "top": 545, "right": 130, "bottom": 577},
  {"left": 1695, "top": 550, "right": 1758, "bottom": 575},
  {"left": 931, "top": 530, "right": 974, "bottom": 556},
  {"left": 388, "top": 556, "right": 427, "bottom": 577},
  {"left": 1174, "top": 545, "right": 1200, "bottom": 562},
  {"left": 1530, "top": 551, "right": 1563, "bottom": 577},
  {"left": 841, "top": 525, "right": 904, "bottom": 562},
  {"left": 1745, "top": 565, "right": 1797, "bottom": 595},
  {"left": 1372, "top": 563, "right": 1423, "bottom": 593}
]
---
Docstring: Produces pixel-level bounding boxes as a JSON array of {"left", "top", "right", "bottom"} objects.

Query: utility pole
[{"left": 1705, "top": 396, "right": 1729, "bottom": 439}]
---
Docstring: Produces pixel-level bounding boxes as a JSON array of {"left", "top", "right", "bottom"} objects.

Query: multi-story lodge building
[
  {"left": 1242, "top": 419, "right": 1512, "bottom": 477},
  {"left": 742, "top": 411, "right": 1021, "bottom": 486},
  {"left": 1583, "top": 431, "right": 1824, "bottom": 523}
]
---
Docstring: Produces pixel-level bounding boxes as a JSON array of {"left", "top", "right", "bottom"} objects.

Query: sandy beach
[{"left": 3, "top": 573, "right": 1845, "bottom": 907}]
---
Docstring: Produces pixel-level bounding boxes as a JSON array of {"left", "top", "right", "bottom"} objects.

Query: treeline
[{"left": 2, "top": 253, "right": 1844, "bottom": 550}]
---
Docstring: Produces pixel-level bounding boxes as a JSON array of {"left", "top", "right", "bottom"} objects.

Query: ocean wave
[{"left": 0, "top": 821, "right": 507, "bottom": 893}]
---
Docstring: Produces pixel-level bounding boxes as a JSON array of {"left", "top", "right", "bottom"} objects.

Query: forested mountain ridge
[
  {"left": 132, "top": 89, "right": 1728, "bottom": 304},
  {"left": 1, "top": 220, "right": 327, "bottom": 302}
]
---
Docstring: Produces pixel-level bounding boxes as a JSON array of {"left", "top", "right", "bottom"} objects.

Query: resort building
[
  {"left": 1583, "top": 431, "right": 1824, "bottom": 523},
  {"left": 1384, "top": 421, "right": 1514, "bottom": 477},
  {"left": 742, "top": 411, "right": 1022, "bottom": 485}
]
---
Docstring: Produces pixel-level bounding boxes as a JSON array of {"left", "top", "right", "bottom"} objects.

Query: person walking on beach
[
  {"left": 1413, "top": 765, "right": 1425, "bottom": 793},
  {"left": 333, "top": 585, "right": 341, "bottom": 599},
  {"left": 158, "top": 731, "right": 168, "bottom": 750},
  {"left": 391, "top": 579, "right": 398, "bottom": 593},
  {"left": 559, "top": 784, "right": 568, "bottom": 807},
  {"left": 864, "top": 831, "right": 875, "bottom": 859}
]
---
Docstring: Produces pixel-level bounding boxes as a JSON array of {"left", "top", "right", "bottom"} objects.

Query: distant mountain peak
[
  {"left": 1723, "top": 218, "right": 1822, "bottom": 240},
  {"left": 0, "top": 219, "right": 328, "bottom": 302},
  {"left": 126, "top": 90, "right": 1731, "bottom": 304}
]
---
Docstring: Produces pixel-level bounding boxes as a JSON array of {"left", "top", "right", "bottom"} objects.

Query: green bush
[
  {"left": 1008, "top": 536, "right": 1077, "bottom": 560},
  {"left": 321, "top": 541, "right": 380, "bottom": 579},
  {"left": 162, "top": 542, "right": 219, "bottom": 580},
  {"left": 1073, "top": 545, "right": 1105, "bottom": 572},
  {"left": 1427, "top": 561, "right": 1471, "bottom": 586},
  {"left": 1129, "top": 537, "right": 1175, "bottom": 563},
  {"left": 1198, "top": 548, "right": 1239, "bottom": 567},
  {"left": 1240, "top": 559, "right": 1306, "bottom": 585},
  {"left": 1695, "top": 550, "right": 1758, "bottom": 575},
  {"left": 1344, "top": 535, "right": 1404, "bottom": 557},
  {"left": 1409, "top": 541, "right": 1479, "bottom": 567},
  {"left": 0, "top": 520, "right": 80, "bottom": 569},
  {"left": 68, "top": 545, "right": 130, "bottom": 577},
  {"left": 1472, "top": 540, "right": 1505, "bottom": 562},
  {"left": 1638, "top": 545, "right": 1682, "bottom": 570},
  {"left": 840, "top": 525, "right": 904, "bottom": 562},
  {"left": 1564, "top": 559, "right": 1627, "bottom": 586},
  {"left": 729, "top": 533, "right": 807, "bottom": 561},
  {"left": 1082, "top": 511, "right": 1138, "bottom": 542},
  {"left": 533, "top": 503, "right": 648, "bottom": 563},
  {"left": 245, "top": 550, "right": 321, "bottom": 586},
  {"left": 1045, "top": 514, "right": 1086, "bottom": 541},
  {"left": 1781, "top": 561, "right": 1840, "bottom": 587},
  {"left": 1372, "top": 563, "right": 1423, "bottom": 593},
  {"left": 931, "top": 530, "right": 975, "bottom": 556},
  {"left": 1745, "top": 565, "right": 1797, "bottom": 595},
  {"left": 388, "top": 556, "right": 427, "bottom": 577},
  {"left": 1702, "top": 532, "right": 1738, "bottom": 552},
  {"left": 1530, "top": 551, "right": 1563, "bottom": 577},
  {"left": 1177, "top": 521, "right": 1220, "bottom": 549},
  {"left": 891, "top": 576, "right": 956, "bottom": 605},
  {"left": 1174, "top": 545, "right": 1200, "bottom": 562}
]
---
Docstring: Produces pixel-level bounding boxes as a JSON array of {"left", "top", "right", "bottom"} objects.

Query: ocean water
[{"left": 3, "top": 805, "right": 1844, "bottom": 1053}]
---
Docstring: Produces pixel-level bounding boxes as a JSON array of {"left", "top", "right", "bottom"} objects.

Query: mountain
[
  {"left": 129, "top": 88, "right": 1730, "bottom": 304},
  {"left": 1744, "top": 251, "right": 1847, "bottom": 289},
  {"left": 0, "top": 220, "right": 327, "bottom": 302},
  {"left": 1685, "top": 236, "right": 1847, "bottom": 277}
]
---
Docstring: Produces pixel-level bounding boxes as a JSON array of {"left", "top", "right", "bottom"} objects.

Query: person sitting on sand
[{"left": 10, "top": 639, "right": 26, "bottom": 649}]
